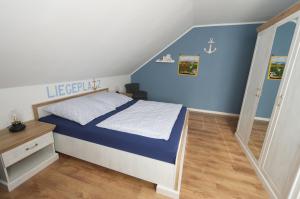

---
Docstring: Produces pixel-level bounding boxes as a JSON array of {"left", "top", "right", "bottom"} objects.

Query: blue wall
[
  {"left": 256, "top": 22, "right": 296, "bottom": 118},
  {"left": 132, "top": 24, "right": 259, "bottom": 114}
]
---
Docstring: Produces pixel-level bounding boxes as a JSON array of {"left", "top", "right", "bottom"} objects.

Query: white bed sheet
[{"left": 97, "top": 100, "right": 182, "bottom": 140}]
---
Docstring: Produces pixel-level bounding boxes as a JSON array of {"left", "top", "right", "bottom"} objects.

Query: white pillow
[
  {"left": 87, "top": 92, "right": 132, "bottom": 108},
  {"left": 44, "top": 96, "right": 115, "bottom": 125}
]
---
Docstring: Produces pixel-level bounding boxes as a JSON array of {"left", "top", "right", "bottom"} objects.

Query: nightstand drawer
[{"left": 2, "top": 132, "right": 54, "bottom": 167}]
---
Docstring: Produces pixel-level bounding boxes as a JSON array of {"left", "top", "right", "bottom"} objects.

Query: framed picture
[
  {"left": 268, "top": 56, "right": 287, "bottom": 80},
  {"left": 178, "top": 55, "right": 200, "bottom": 76}
]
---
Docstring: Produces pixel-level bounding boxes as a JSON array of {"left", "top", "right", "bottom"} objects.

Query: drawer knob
[{"left": 25, "top": 143, "right": 38, "bottom": 151}]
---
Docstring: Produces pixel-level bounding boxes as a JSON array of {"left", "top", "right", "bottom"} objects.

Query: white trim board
[
  {"left": 188, "top": 108, "right": 239, "bottom": 117},
  {"left": 131, "top": 21, "right": 265, "bottom": 76},
  {"left": 188, "top": 107, "right": 270, "bottom": 121},
  {"left": 193, "top": 21, "right": 266, "bottom": 28},
  {"left": 255, "top": 117, "right": 270, "bottom": 122}
]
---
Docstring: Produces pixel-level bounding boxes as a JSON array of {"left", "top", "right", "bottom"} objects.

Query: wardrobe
[{"left": 236, "top": 3, "right": 300, "bottom": 199}]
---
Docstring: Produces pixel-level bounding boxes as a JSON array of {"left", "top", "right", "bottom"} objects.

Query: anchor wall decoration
[{"left": 204, "top": 38, "right": 217, "bottom": 55}]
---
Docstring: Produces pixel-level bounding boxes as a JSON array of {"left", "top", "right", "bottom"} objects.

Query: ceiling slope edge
[{"left": 130, "top": 21, "right": 265, "bottom": 76}]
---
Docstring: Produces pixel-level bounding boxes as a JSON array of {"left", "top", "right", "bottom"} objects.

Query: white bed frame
[{"left": 32, "top": 88, "right": 189, "bottom": 199}]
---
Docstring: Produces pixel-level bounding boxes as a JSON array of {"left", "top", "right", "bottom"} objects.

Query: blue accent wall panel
[{"left": 131, "top": 24, "right": 259, "bottom": 114}]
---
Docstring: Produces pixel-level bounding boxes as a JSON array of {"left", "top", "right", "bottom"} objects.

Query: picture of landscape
[
  {"left": 178, "top": 55, "right": 200, "bottom": 76},
  {"left": 268, "top": 56, "right": 287, "bottom": 80}
]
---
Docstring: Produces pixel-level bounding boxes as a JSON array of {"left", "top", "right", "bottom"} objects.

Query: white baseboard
[
  {"left": 188, "top": 108, "right": 239, "bottom": 117},
  {"left": 254, "top": 116, "right": 270, "bottom": 122},
  {"left": 188, "top": 107, "right": 270, "bottom": 122},
  {"left": 235, "top": 134, "right": 277, "bottom": 199}
]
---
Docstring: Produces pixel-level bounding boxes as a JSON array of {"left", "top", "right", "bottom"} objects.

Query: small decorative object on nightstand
[
  {"left": 8, "top": 112, "right": 26, "bottom": 133},
  {"left": 0, "top": 121, "right": 59, "bottom": 191}
]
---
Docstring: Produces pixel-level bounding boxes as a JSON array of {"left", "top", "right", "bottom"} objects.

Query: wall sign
[
  {"left": 46, "top": 79, "right": 101, "bottom": 98},
  {"left": 204, "top": 38, "right": 217, "bottom": 55}
]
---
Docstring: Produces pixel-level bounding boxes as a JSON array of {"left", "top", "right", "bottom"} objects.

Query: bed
[{"left": 32, "top": 88, "right": 189, "bottom": 199}]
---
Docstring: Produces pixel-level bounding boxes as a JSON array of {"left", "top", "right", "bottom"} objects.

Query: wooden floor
[
  {"left": 248, "top": 120, "right": 269, "bottom": 159},
  {"left": 0, "top": 111, "right": 269, "bottom": 199}
]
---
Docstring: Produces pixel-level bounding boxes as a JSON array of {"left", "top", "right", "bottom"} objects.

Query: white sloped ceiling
[
  {"left": 0, "top": 0, "right": 297, "bottom": 88},
  {"left": 0, "top": 0, "right": 194, "bottom": 88},
  {"left": 194, "top": 0, "right": 298, "bottom": 25}
]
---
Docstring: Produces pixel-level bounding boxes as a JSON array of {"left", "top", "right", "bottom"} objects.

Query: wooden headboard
[{"left": 32, "top": 88, "right": 109, "bottom": 120}]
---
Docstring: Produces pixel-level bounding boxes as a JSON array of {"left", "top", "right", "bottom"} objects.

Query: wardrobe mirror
[{"left": 248, "top": 21, "right": 297, "bottom": 160}]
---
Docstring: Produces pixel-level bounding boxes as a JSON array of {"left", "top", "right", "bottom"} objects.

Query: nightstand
[{"left": 0, "top": 121, "right": 59, "bottom": 191}]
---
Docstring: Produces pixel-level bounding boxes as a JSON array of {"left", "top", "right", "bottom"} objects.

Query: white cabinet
[
  {"left": 0, "top": 121, "right": 59, "bottom": 191},
  {"left": 2, "top": 133, "right": 54, "bottom": 167},
  {"left": 236, "top": 8, "right": 300, "bottom": 199},
  {"left": 262, "top": 41, "right": 300, "bottom": 198}
]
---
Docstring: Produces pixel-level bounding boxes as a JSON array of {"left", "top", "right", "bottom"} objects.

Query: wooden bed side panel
[
  {"left": 156, "top": 110, "right": 189, "bottom": 198},
  {"left": 53, "top": 111, "right": 189, "bottom": 199},
  {"left": 53, "top": 133, "right": 177, "bottom": 188},
  {"left": 174, "top": 110, "right": 189, "bottom": 191}
]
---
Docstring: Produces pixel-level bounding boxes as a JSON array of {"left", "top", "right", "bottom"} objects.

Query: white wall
[
  {"left": 0, "top": 75, "right": 130, "bottom": 129},
  {"left": 0, "top": 0, "right": 194, "bottom": 88}
]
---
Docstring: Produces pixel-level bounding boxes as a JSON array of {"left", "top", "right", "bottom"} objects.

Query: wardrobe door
[
  {"left": 262, "top": 21, "right": 300, "bottom": 198},
  {"left": 236, "top": 27, "right": 276, "bottom": 143},
  {"left": 262, "top": 60, "right": 300, "bottom": 198},
  {"left": 248, "top": 21, "right": 297, "bottom": 162}
]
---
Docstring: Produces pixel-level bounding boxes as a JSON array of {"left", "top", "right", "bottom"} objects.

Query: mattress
[{"left": 39, "top": 100, "right": 187, "bottom": 164}]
